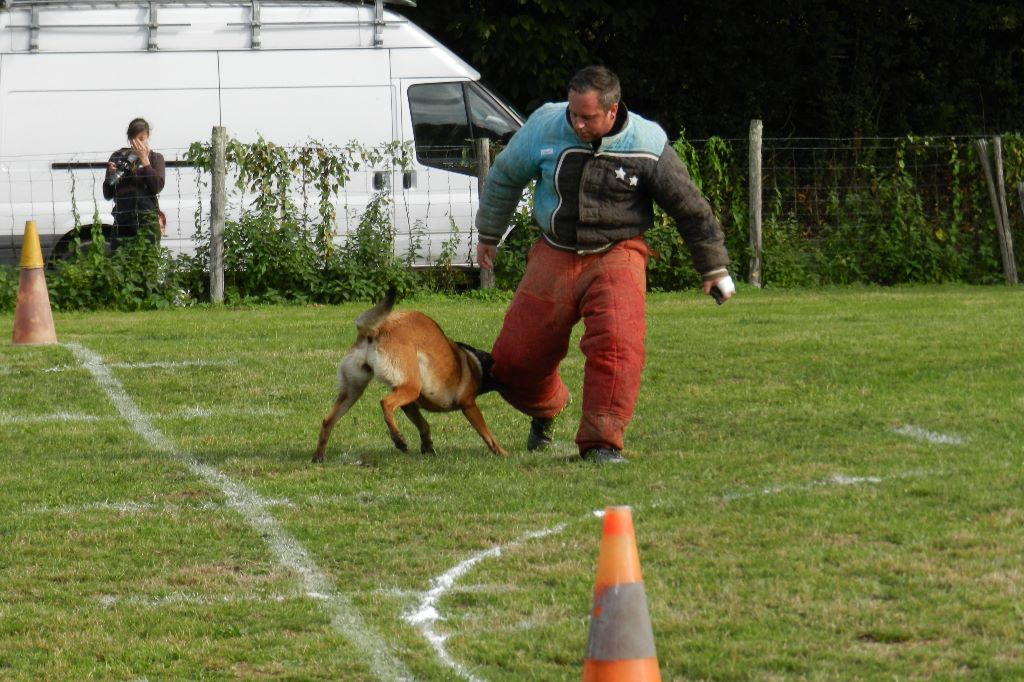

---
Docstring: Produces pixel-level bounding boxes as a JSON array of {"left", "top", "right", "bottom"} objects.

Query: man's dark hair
[
  {"left": 126, "top": 117, "right": 150, "bottom": 140},
  {"left": 568, "top": 66, "right": 621, "bottom": 110}
]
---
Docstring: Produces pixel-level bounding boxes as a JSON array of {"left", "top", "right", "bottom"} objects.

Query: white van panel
[
  {"left": 220, "top": 85, "right": 394, "bottom": 146},
  {"left": 23, "top": 6, "right": 152, "bottom": 53},
  {"left": 389, "top": 47, "right": 479, "bottom": 80},
  {"left": 385, "top": 17, "right": 463, "bottom": 54},
  {"left": 0, "top": 51, "right": 220, "bottom": 157},
  {"left": 1, "top": 51, "right": 220, "bottom": 94},
  {"left": 217, "top": 49, "right": 391, "bottom": 90},
  {"left": 147, "top": 5, "right": 253, "bottom": 52},
  {"left": 2, "top": 88, "right": 218, "bottom": 159},
  {"left": 218, "top": 49, "right": 396, "bottom": 145},
  {"left": 251, "top": 4, "right": 378, "bottom": 50}
]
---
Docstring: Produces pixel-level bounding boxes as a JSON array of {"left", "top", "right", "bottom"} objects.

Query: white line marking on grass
[
  {"left": 99, "top": 591, "right": 289, "bottom": 609},
  {"left": 65, "top": 343, "right": 413, "bottom": 682},
  {"left": 893, "top": 424, "right": 966, "bottom": 445},
  {"left": 43, "top": 359, "right": 236, "bottom": 373},
  {"left": 0, "top": 411, "right": 101, "bottom": 425},
  {"left": 109, "top": 359, "right": 237, "bottom": 370},
  {"left": 25, "top": 497, "right": 293, "bottom": 516},
  {"left": 0, "top": 407, "right": 286, "bottom": 427},
  {"left": 719, "top": 469, "right": 937, "bottom": 502},
  {"left": 405, "top": 524, "right": 567, "bottom": 682},
  {"left": 721, "top": 473, "right": 883, "bottom": 501},
  {"left": 168, "top": 405, "right": 284, "bottom": 420},
  {"left": 29, "top": 500, "right": 174, "bottom": 514}
]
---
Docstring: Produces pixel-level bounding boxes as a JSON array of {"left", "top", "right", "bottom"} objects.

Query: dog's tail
[{"left": 354, "top": 286, "right": 398, "bottom": 336}]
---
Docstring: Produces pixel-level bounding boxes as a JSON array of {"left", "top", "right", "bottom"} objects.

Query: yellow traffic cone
[
  {"left": 12, "top": 220, "right": 57, "bottom": 345},
  {"left": 582, "top": 506, "right": 660, "bottom": 681}
]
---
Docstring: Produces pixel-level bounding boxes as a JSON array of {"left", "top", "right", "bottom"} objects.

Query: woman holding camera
[{"left": 103, "top": 117, "right": 166, "bottom": 250}]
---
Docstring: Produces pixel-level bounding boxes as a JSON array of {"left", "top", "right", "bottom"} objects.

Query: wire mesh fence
[
  {"left": 681, "top": 133, "right": 1023, "bottom": 286},
  {"left": 0, "top": 145, "right": 482, "bottom": 269},
  {"left": 3, "top": 132, "right": 1022, "bottom": 289}
]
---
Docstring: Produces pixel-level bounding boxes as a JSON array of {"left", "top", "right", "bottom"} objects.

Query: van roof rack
[
  {"left": 0, "top": 0, "right": 417, "bottom": 50},
  {"left": 0, "top": 1, "right": 416, "bottom": 6}
]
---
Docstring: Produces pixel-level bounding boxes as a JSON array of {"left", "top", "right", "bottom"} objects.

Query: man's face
[{"left": 568, "top": 89, "right": 618, "bottom": 143}]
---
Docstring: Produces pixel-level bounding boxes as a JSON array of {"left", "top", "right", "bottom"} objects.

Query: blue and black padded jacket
[{"left": 476, "top": 102, "right": 730, "bottom": 280}]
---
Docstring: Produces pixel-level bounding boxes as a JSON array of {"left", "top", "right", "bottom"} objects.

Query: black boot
[
  {"left": 581, "top": 447, "right": 628, "bottom": 464},
  {"left": 526, "top": 416, "right": 556, "bottom": 452}
]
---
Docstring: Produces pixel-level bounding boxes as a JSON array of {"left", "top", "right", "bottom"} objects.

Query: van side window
[{"left": 408, "top": 82, "right": 519, "bottom": 176}]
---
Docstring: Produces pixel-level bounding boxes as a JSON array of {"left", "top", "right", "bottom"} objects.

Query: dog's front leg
[
  {"left": 461, "top": 401, "right": 509, "bottom": 457},
  {"left": 401, "top": 404, "right": 435, "bottom": 455}
]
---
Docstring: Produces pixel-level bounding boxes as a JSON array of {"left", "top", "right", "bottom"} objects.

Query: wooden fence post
[
  {"left": 747, "top": 119, "right": 763, "bottom": 288},
  {"left": 210, "top": 126, "right": 227, "bottom": 303},
  {"left": 975, "top": 138, "right": 1019, "bottom": 285},
  {"left": 474, "top": 137, "right": 494, "bottom": 290},
  {"left": 992, "top": 137, "right": 1017, "bottom": 285}
]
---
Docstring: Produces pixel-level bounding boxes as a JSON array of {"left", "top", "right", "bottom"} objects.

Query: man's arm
[
  {"left": 477, "top": 242, "right": 497, "bottom": 270},
  {"left": 648, "top": 141, "right": 731, "bottom": 286},
  {"left": 475, "top": 115, "right": 543, "bottom": 249}
]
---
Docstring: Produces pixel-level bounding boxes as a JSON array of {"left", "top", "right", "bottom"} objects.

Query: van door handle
[
  {"left": 402, "top": 170, "right": 416, "bottom": 189},
  {"left": 372, "top": 171, "right": 390, "bottom": 190}
]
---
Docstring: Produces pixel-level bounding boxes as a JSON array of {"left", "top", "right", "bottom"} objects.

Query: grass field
[{"left": 1, "top": 284, "right": 1022, "bottom": 681}]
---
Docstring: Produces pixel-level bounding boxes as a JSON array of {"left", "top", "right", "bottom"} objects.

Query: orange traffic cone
[
  {"left": 12, "top": 220, "right": 57, "bottom": 345},
  {"left": 582, "top": 506, "right": 660, "bottom": 681}
]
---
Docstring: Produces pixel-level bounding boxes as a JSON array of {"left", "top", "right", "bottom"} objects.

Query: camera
[{"left": 108, "top": 151, "right": 139, "bottom": 186}]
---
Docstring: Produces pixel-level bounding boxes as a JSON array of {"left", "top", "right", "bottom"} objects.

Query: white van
[{"left": 0, "top": 0, "right": 522, "bottom": 266}]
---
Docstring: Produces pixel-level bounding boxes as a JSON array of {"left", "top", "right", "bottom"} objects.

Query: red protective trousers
[{"left": 491, "top": 237, "right": 649, "bottom": 453}]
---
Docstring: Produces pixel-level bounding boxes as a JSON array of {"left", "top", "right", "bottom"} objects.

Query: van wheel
[{"left": 49, "top": 228, "right": 112, "bottom": 263}]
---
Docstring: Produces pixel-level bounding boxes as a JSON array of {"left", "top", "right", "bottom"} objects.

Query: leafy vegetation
[
  {"left": 0, "top": 264, "right": 17, "bottom": 310},
  {"left": 2, "top": 132, "right": 1021, "bottom": 313},
  {"left": 411, "top": 1, "right": 1024, "bottom": 138}
]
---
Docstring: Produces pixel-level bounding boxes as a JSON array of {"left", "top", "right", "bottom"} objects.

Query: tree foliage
[{"left": 409, "top": 0, "right": 1024, "bottom": 137}]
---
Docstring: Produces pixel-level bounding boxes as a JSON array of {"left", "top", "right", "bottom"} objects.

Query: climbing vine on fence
[
  {"left": 178, "top": 136, "right": 420, "bottom": 303},
  {"left": 185, "top": 136, "right": 411, "bottom": 260},
  {"left": 12, "top": 137, "right": 425, "bottom": 311}
]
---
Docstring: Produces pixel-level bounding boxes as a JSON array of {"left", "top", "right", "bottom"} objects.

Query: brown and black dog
[{"left": 313, "top": 287, "right": 507, "bottom": 462}]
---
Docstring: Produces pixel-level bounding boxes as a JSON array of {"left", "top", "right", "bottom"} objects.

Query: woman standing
[{"left": 103, "top": 117, "right": 166, "bottom": 250}]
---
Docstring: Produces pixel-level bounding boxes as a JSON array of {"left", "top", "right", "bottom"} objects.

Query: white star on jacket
[
  {"left": 615, "top": 166, "right": 627, "bottom": 181},
  {"left": 629, "top": 175, "right": 639, "bottom": 186}
]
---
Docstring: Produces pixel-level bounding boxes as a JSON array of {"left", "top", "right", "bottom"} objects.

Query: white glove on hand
[{"left": 710, "top": 275, "right": 735, "bottom": 304}]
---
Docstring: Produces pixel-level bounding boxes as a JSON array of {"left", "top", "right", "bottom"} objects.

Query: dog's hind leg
[
  {"left": 461, "top": 401, "right": 509, "bottom": 457},
  {"left": 401, "top": 404, "right": 435, "bottom": 455},
  {"left": 313, "top": 359, "right": 372, "bottom": 462},
  {"left": 380, "top": 385, "right": 421, "bottom": 453},
  {"left": 313, "top": 394, "right": 350, "bottom": 462}
]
